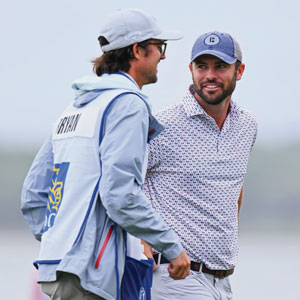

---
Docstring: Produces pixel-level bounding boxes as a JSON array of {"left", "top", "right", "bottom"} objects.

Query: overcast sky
[{"left": 1, "top": 0, "right": 299, "bottom": 150}]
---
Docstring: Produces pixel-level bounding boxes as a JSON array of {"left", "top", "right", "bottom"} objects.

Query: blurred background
[{"left": 1, "top": 0, "right": 299, "bottom": 299}]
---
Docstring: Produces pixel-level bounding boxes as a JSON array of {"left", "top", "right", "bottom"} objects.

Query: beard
[
  {"left": 142, "top": 66, "right": 158, "bottom": 86},
  {"left": 146, "top": 73, "right": 158, "bottom": 84},
  {"left": 192, "top": 73, "right": 237, "bottom": 106}
]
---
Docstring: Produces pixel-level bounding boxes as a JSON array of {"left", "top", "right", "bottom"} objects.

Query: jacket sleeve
[
  {"left": 21, "top": 135, "right": 53, "bottom": 241},
  {"left": 99, "top": 94, "right": 183, "bottom": 261}
]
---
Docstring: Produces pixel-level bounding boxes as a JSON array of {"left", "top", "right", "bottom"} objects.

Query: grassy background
[{"left": 1, "top": 143, "right": 300, "bottom": 232}]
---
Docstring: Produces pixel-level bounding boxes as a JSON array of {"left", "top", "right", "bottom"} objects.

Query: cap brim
[
  {"left": 191, "top": 50, "right": 237, "bottom": 64},
  {"left": 153, "top": 30, "right": 183, "bottom": 41}
]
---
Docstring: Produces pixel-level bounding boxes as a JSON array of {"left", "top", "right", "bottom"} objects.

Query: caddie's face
[
  {"left": 139, "top": 39, "right": 166, "bottom": 85},
  {"left": 189, "top": 54, "right": 244, "bottom": 106}
]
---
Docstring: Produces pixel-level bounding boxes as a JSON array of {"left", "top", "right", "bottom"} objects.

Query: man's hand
[
  {"left": 141, "top": 240, "right": 157, "bottom": 271},
  {"left": 168, "top": 250, "right": 190, "bottom": 280}
]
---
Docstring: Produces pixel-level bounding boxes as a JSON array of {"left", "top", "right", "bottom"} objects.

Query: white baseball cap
[{"left": 98, "top": 8, "right": 183, "bottom": 52}]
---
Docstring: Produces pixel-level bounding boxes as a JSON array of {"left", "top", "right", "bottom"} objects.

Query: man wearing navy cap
[{"left": 143, "top": 31, "right": 257, "bottom": 299}]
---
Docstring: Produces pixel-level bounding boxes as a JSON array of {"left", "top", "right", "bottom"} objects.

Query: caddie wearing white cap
[
  {"left": 142, "top": 31, "right": 258, "bottom": 299},
  {"left": 21, "top": 8, "right": 190, "bottom": 300}
]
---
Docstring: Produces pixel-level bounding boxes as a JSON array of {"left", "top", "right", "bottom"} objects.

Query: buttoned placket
[
  {"left": 217, "top": 112, "right": 231, "bottom": 153},
  {"left": 203, "top": 114, "right": 222, "bottom": 153}
]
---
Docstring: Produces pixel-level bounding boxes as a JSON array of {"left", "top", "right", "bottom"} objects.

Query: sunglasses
[{"left": 139, "top": 41, "right": 167, "bottom": 56}]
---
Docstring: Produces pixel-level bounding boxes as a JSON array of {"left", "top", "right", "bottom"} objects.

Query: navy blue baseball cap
[{"left": 191, "top": 31, "right": 242, "bottom": 64}]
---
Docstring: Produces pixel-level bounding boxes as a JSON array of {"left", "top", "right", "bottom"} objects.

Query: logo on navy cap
[{"left": 204, "top": 34, "right": 220, "bottom": 46}]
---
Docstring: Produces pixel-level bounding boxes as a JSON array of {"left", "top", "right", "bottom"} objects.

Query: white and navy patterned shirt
[{"left": 143, "top": 87, "right": 257, "bottom": 270}]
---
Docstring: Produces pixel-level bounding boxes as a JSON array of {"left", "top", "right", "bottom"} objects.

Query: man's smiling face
[{"left": 190, "top": 54, "right": 244, "bottom": 106}]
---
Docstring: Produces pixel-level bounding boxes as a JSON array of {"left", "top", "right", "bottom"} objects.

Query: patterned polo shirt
[{"left": 143, "top": 87, "right": 257, "bottom": 270}]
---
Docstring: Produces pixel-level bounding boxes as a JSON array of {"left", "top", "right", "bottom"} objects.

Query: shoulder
[
  {"left": 233, "top": 101, "right": 257, "bottom": 128},
  {"left": 154, "top": 102, "right": 186, "bottom": 126},
  {"left": 105, "top": 92, "right": 149, "bottom": 123},
  {"left": 148, "top": 102, "right": 186, "bottom": 148},
  {"left": 235, "top": 104, "right": 258, "bottom": 144},
  {"left": 113, "top": 92, "right": 148, "bottom": 111},
  {"left": 240, "top": 107, "right": 257, "bottom": 127}
]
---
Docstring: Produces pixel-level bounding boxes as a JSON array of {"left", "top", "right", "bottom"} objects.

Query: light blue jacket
[{"left": 21, "top": 72, "right": 183, "bottom": 300}]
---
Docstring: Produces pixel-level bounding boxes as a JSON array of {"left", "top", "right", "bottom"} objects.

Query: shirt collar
[
  {"left": 182, "top": 86, "right": 206, "bottom": 117},
  {"left": 183, "top": 85, "right": 239, "bottom": 118}
]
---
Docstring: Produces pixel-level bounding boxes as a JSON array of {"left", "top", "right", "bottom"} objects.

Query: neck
[
  {"left": 127, "top": 69, "right": 143, "bottom": 89},
  {"left": 117, "top": 71, "right": 141, "bottom": 89},
  {"left": 194, "top": 93, "right": 231, "bottom": 130}
]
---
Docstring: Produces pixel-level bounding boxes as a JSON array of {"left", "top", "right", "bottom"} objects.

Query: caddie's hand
[
  {"left": 168, "top": 250, "right": 190, "bottom": 280},
  {"left": 141, "top": 240, "right": 157, "bottom": 271}
]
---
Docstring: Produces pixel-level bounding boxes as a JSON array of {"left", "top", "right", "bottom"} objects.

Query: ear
[
  {"left": 236, "top": 63, "right": 245, "bottom": 81},
  {"left": 189, "top": 63, "right": 192, "bottom": 72},
  {"left": 132, "top": 43, "right": 143, "bottom": 60}
]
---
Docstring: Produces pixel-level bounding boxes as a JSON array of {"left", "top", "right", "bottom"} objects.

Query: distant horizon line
[{"left": 1, "top": 139, "right": 300, "bottom": 153}]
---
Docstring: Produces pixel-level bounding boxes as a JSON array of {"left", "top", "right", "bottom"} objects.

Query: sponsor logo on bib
[{"left": 43, "top": 162, "right": 69, "bottom": 232}]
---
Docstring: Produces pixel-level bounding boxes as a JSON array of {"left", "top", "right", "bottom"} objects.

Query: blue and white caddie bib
[{"left": 36, "top": 89, "right": 138, "bottom": 264}]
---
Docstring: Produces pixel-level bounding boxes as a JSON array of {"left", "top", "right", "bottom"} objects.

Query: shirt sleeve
[
  {"left": 251, "top": 121, "right": 258, "bottom": 149},
  {"left": 21, "top": 135, "right": 53, "bottom": 241},
  {"left": 99, "top": 94, "right": 182, "bottom": 261}
]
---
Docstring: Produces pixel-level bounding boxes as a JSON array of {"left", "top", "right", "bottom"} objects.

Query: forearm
[
  {"left": 99, "top": 95, "right": 182, "bottom": 260},
  {"left": 21, "top": 135, "right": 53, "bottom": 239},
  {"left": 100, "top": 163, "right": 183, "bottom": 260},
  {"left": 238, "top": 185, "right": 243, "bottom": 221}
]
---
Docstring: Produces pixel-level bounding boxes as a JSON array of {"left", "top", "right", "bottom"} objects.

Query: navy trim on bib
[
  {"left": 33, "top": 259, "right": 61, "bottom": 270},
  {"left": 73, "top": 178, "right": 100, "bottom": 245}
]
